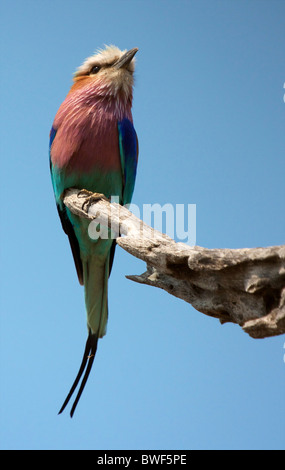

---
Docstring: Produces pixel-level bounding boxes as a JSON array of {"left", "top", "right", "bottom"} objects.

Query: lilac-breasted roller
[{"left": 49, "top": 46, "right": 138, "bottom": 417}]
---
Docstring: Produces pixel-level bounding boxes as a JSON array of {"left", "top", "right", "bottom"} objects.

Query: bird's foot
[{"left": 77, "top": 189, "right": 109, "bottom": 212}]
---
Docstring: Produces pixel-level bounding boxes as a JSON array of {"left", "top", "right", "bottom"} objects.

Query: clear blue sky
[{"left": 0, "top": 0, "right": 284, "bottom": 450}]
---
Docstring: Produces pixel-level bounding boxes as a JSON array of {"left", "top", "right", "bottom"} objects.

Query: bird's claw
[{"left": 77, "top": 189, "right": 109, "bottom": 212}]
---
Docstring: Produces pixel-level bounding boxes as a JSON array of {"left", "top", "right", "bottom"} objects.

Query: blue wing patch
[
  {"left": 49, "top": 125, "right": 57, "bottom": 150},
  {"left": 118, "top": 118, "right": 138, "bottom": 205},
  {"left": 49, "top": 125, "right": 57, "bottom": 171}
]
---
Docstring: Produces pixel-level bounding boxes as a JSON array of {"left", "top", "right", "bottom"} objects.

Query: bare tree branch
[{"left": 63, "top": 188, "right": 285, "bottom": 339}]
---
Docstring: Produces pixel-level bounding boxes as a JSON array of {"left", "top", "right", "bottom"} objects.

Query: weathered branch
[{"left": 63, "top": 188, "right": 285, "bottom": 339}]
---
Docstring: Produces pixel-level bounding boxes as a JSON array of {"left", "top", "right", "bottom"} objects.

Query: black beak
[{"left": 113, "top": 47, "right": 138, "bottom": 69}]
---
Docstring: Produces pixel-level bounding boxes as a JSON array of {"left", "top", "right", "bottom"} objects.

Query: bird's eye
[{"left": 90, "top": 65, "right": 100, "bottom": 74}]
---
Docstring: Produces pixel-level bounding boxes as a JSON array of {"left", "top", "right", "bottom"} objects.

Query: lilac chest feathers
[{"left": 51, "top": 89, "right": 133, "bottom": 174}]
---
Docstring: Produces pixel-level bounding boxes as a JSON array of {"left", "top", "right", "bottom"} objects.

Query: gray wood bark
[{"left": 63, "top": 188, "right": 285, "bottom": 339}]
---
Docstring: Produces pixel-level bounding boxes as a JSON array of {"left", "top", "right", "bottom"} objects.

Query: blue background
[{"left": 0, "top": 0, "right": 284, "bottom": 450}]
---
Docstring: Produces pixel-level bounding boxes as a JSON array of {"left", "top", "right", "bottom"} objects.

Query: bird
[{"left": 49, "top": 45, "right": 139, "bottom": 417}]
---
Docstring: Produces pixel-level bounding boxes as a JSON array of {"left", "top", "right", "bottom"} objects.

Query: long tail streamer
[{"left": 58, "top": 330, "right": 98, "bottom": 417}]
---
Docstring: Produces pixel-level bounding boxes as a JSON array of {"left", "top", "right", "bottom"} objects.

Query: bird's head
[{"left": 71, "top": 45, "right": 138, "bottom": 101}]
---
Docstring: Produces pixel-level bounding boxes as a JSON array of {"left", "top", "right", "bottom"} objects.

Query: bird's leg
[{"left": 77, "top": 189, "right": 110, "bottom": 212}]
